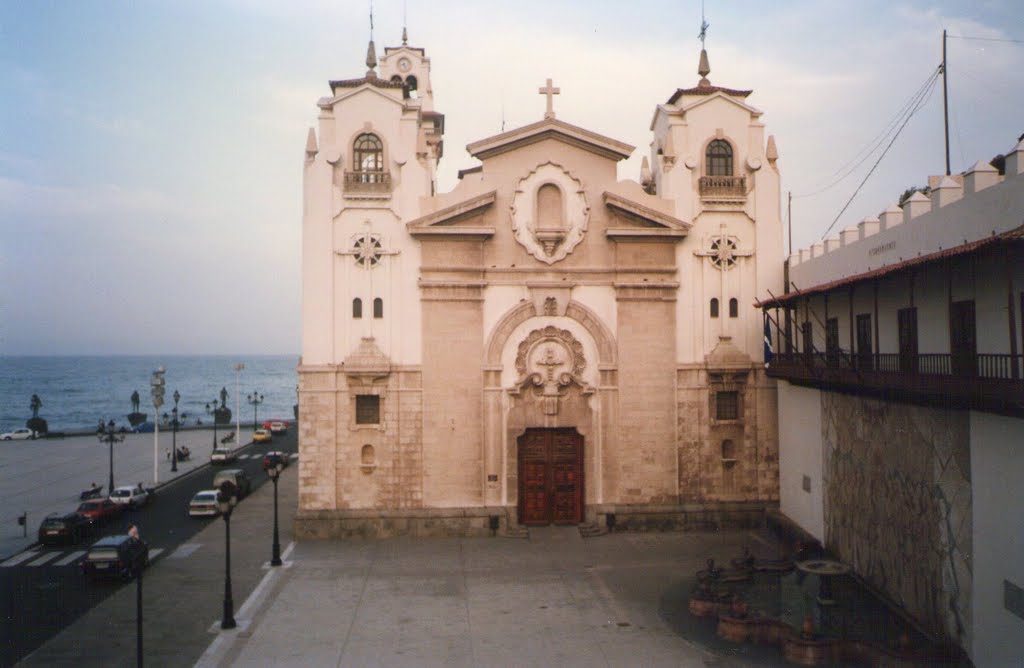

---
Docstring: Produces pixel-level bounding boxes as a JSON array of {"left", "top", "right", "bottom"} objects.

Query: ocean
[{"left": 0, "top": 355, "right": 298, "bottom": 434}]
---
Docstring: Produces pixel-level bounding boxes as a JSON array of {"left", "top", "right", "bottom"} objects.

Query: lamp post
[
  {"left": 206, "top": 400, "right": 220, "bottom": 451},
  {"left": 134, "top": 547, "right": 144, "bottom": 667},
  {"left": 97, "top": 419, "right": 125, "bottom": 494},
  {"left": 267, "top": 462, "right": 284, "bottom": 566},
  {"left": 216, "top": 481, "right": 239, "bottom": 630},
  {"left": 247, "top": 392, "right": 264, "bottom": 431},
  {"left": 150, "top": 368, "right": 165, "bottom": 485},
  {"left": 170, "top": 390, "right": 181, "bottom": 472}
]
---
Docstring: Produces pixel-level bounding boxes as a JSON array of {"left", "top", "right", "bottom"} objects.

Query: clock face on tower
[{"left": 398, "top": 57, "right": 411, "bottom": 73}]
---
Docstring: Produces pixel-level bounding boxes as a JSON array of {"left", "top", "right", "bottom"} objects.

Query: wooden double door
[{"left": 517, "top": 428, "right": 583, "bottom": 525}]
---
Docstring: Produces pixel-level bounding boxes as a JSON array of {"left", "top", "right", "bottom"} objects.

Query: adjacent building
[{"left": 760, "top": 137, "right": 1024, "bottom": 666}]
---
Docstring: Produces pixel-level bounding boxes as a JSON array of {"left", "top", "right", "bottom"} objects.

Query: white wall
[
  {"left": 969, "top": 410, "right": 1024, "bottom": 668},
  {"left": 777, "top": 381, "right": 824, "bottom": 540}
]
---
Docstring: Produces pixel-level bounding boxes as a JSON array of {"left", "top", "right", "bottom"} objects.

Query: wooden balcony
[
  {"left": 699, "top": 175, "right": 746, "bottom": 201},
  {"left": 344, "top": 170, "right": 392, "bottom": 194},
  {"left": 767, "top": 352, "right": 1024, "bottom": 415}
]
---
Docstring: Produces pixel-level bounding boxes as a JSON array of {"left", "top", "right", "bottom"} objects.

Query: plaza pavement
[
  {"left": 0, "top": 427, "right": 253, "bottom": 560},
  {"left": 11, "top": 437, "right": 788, "bottom": 667}
]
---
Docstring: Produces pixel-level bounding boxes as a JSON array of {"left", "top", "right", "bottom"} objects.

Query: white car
[
  {"left": 109, "top": 485, "right": 151, "bottom": 508},
  {"left": 1, "top": 428, "right": 35, "bottom": 440},
  {"left": 188, "top": 490, "right": 220, "bottom": 517},
  {"left": 210, "top": 448, "right": 238, "bottom": 465}
]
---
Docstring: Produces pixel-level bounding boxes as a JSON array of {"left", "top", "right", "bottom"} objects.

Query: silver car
[{"left": 188, "top": 490, "right": 220, "bottom": 518}]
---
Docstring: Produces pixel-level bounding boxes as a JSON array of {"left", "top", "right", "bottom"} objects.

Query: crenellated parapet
[{"left": 787, "top": 136, "right": 1024, "bottom": 292}]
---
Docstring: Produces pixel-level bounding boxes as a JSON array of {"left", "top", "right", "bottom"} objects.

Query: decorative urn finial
[{"left": 698, "top": 48, "right": 711, "bottom": 87}]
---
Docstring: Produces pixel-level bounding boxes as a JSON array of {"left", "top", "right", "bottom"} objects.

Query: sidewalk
[{"left": 0, "top": 427, "right": 253, "bottom": 560}]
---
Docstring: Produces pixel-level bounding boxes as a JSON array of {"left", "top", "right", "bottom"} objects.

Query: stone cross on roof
[{"left": 538, "top": 78, "right": 560, "bottom": 120}]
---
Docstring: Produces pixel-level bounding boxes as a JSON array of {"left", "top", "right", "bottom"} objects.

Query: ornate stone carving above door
[
  {"left": 511, "top": 326, "right": 591, "bottom": 415},
  {"left": 510, "top": 162, "right": 589, "bottom": 264}
]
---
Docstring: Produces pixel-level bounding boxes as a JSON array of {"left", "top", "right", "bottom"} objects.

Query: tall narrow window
[
  {"left": 729, "top": 298, "right": 739, "bottom": 318},
  {"left": 826, "top": 317, "right": 839, "bottom": 365},
  {"left": 950, "top": 300, "right": 977, "bottom": 377},
  {"left": 801, "top": 321, "right": 813, "bottom": 363},
  {"left": 710, "top": 298, "right": 719, "bottom": 318},
  {"left": 856, "top": 314, "right": 873, "bottom": 370},
  {"left": 898, "top": 307, "right": 918, "bottom": 374},
  {"left": 706, "top": 139, "right": 733, "bottom": 176},
  {"left": 352, "top": 298, "right": 362, "bottom": 319},
  {"left": 373, "top": 298, "right": 383, "bottom": 319},
  {"left": 353, "top": 133, "right": 383, "bottom": 181}
]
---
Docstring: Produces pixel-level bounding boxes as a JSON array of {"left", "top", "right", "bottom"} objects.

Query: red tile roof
[
  {"left": 667, "top": 85, "right": 753, "bottom": 104},
  {"left": 328, "top": 76, "right": 405, "bottom": 91}
]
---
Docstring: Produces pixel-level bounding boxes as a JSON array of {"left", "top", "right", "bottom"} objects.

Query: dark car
[
  {"left": 262, "top": 450, "right": 290, "bottom": 471},
  {"left": 81, "top": 535, "right": 149, "bottom": 580},
  {"left": 76, "top": 498, "right": 122, "bottom": 525},
  {"left": 38, "top": 512, "right": 92, "bottom": 545},
  {"left": 211, "top": 469, "right": 252, "bottom": 498}
]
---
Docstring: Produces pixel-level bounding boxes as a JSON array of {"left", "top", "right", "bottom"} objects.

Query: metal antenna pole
[
  {"left": 787, "top": 191, "right": 793, "bottom": 256},
  {"left": 942, "top": 29, "right": 950, "bottom": 176}
]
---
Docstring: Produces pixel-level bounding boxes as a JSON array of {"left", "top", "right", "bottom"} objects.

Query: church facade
[{"left": 296, "top": 35, "right": 784, "bottom": 537}]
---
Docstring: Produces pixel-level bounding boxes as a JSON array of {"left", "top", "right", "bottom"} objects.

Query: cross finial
[{"left": 538, "top": 78, "right": 560, "bottom": 120}]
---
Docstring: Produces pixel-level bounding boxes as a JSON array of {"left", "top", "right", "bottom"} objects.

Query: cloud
[{"left": 0, "top": 176, "right": 177, "bottom": 219}]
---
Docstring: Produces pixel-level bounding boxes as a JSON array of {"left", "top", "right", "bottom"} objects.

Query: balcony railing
[
  {"left": 699, "top": 175, "right": 746, "bottom": 200},
  {"left": 344, "top": 170, "right": 392, "bottom": 194},
  {"left": 767, "top": 351, "right": 1024, "bottom": 414}
]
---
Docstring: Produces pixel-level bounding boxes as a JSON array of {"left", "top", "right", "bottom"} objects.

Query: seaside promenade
[{"left": 0, "top": 427, "right": 252, "bottom": 560}]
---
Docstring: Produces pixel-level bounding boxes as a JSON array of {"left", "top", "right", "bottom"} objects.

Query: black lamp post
[
  {"left": 206, "top": 400, "right": 220, "bottom": 451},
  {"left": 135, "top": 557, "right": 144, "bottom": 667},
  {"left": 97, "top": 419, "right": 124, "bottom": 494},
  {"left": 267, "top": 462, "right": 284, "bottom": 567},
  {"left": 170, "top": 390, "right": 181, "bottom": 472},
  {"left": 216, "top": 481, "right": 238, "bottom": 630},
  {"left": 247, "top": 392, "right": 264, "bottom": 431}
]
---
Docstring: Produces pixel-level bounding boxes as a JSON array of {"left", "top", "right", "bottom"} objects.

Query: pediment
[
  {"left": 602, "top": 186, "right": 690, "bottom": 240},
  {"left": 406, "top": 190, "right": 496, "bottom": 238},
  {"left": 673, "top": 90, "right": 763, "bottom": 117},
  {"left": 318, "top": 83, "right": 405, "bottom": 110},
  {"left": 467, "top": 118, "right": 633, "bottom": 162}
]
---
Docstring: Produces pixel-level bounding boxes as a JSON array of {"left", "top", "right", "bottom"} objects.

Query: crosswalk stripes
[
  {"left": 1, "top": 550, "right": 40, "bottom": 567},
  {"left": 169, "top": 543, "right": 201, "bottom": 559},
  {"left": 54, "top": 550, "right": 86, "bottom": 566},
  {"left": 26, "top": 551, "right": 63, "bottom": 567},
  {"left": 149, "top": 548, "right": 164, "bottom": 561}
]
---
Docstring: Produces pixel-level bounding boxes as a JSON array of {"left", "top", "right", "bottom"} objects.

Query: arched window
[
  {"left": 352, "top": 298, "right": 362, "bottom": 319},
  {"left": 710, "top": 298, "right": 719, "bottom": 318},
  {"left": 389, "top": 75, "right": 403, "bottom": 85},
  {"left": 537, "top": 184, "right": 563, "bottom": 229},
  {"left": 405, "top": 74, "right": 418, "bottom": 99},
  {"left": 729, "top": 298, "right": 739, "bottom": 318},
  {"left": 706, "top": 139, "right": 733, "bottom": 176},
  {"left": 353, "top": 133, "right": 383, "bottom": 181},
  {"left": 373, "top": 298, "right": 383, "bottom": 319}
]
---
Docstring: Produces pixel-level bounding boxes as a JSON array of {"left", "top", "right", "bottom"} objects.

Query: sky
[{"left": 1, "top": 0, "right": 1022, "bottom": 355}]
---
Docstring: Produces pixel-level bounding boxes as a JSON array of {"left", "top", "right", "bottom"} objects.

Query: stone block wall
[{"left": 821, "top": 393, "right": 972, "bottom": 650}]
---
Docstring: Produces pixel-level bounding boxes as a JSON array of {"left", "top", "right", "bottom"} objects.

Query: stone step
[{"left": 578, "top": 522, "right": 608, "bottom": 538}]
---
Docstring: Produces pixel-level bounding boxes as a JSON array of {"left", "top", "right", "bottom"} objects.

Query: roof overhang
[
  {"left": 603, "top": 191, "right": 690, "bottom": 239},
  {"left": 407, "top": 190, "right": 497, "bottom": 238}
]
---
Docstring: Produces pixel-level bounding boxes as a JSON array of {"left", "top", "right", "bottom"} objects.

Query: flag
[{"left": 763, "top": 320, "right": 774, "bottom": 367}]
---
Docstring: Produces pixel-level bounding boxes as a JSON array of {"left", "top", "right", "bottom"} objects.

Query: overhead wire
[{"left": 817, "top": 66, "right": 942, "bottom": 240}]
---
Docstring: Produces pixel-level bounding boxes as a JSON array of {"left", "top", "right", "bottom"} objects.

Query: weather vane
[{"left": 699, "top": 0, "right": 709, "bottom": 47}]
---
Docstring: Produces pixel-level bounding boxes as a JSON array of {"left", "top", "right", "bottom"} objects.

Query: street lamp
[
  {"left": 247, "top": 392, "right": 264, "bottom": 431},
  {"left": 97, "top": 419, "right": 125, "bottom": 494},
  {"left": 267, "top": 462, "right": 284, "bottom": 567},
  {"left": 216, "top": 481, "right": 239, "bottom": 630},
  {"left": 206, "top": 400, "right": 220, "bottom": 451},
  {"left": 170, "top": 390, "right": 181, "bottom": 472},
  {"left": 150, "top": 368, "right": 165, "bottom": 485},
  {"left": 234, "top": 363, "right": 244, "bottom": 445}
]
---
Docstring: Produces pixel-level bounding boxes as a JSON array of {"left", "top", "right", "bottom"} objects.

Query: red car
[{"left": 76, "top": 498, "right": 122, "bottom": 525}]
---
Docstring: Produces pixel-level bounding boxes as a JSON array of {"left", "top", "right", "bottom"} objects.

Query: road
[{"left": 0, "top": 430, "right": 296, "bottom": 668}]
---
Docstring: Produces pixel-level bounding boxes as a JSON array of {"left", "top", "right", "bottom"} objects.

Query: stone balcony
[
  {"left": 344, "top": 170, "right": 392, "bottom": 195},
  {"left": 699, "top": 175, "right": 746, "bottom": 202}
]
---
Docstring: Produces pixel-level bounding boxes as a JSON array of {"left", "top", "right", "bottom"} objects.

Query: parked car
[
  {"left": 38, "top": 512, "right": 92, "bottom": 545},
  {"left": 252, "top": 428, "right": 272, "bottom": 443},
  {"left": 129, "top": 422, "right": 155, "bottom": 434},
  {"left": 76, "top": 498, "right": 122, "bottom": 525},
  {"left": 1, "top": 428, "right": 35, "bottom": 440},
  {"left": 188, "top": 490, "right": 220, "bottom": 518},
  {"left": 210, "top": 448, "right": 238, "bottom": 465},
  {"left": 212, "top": 469, "right": 252, "bottom": 498},
  {"left": 109, "top": 485, "right": 152, "bottom": 509},
  {"left": 81, "top": 535, "right": 148, "bottom": 580},
  {"left": 262, "top": 450, "right": 290, "bottom": 471},
  {"left": 269, "top": 420, "right": 288, "bottom": 434}
]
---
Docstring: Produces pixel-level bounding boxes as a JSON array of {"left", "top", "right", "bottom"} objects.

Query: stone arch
[{"left": 485, "top": 299, "right": 616, "bottom": 367}]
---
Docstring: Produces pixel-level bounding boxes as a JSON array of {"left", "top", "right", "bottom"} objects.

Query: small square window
[
  {"left": 355, "top": 395, "right": 380, "bottom": 424},
  {"left": 716, "top": 391, "right": 739, "bottom": 420}
]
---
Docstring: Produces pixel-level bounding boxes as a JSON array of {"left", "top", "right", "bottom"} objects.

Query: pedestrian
[{"left": 128, "top": 524, "right": 139, "bottom": 540}]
